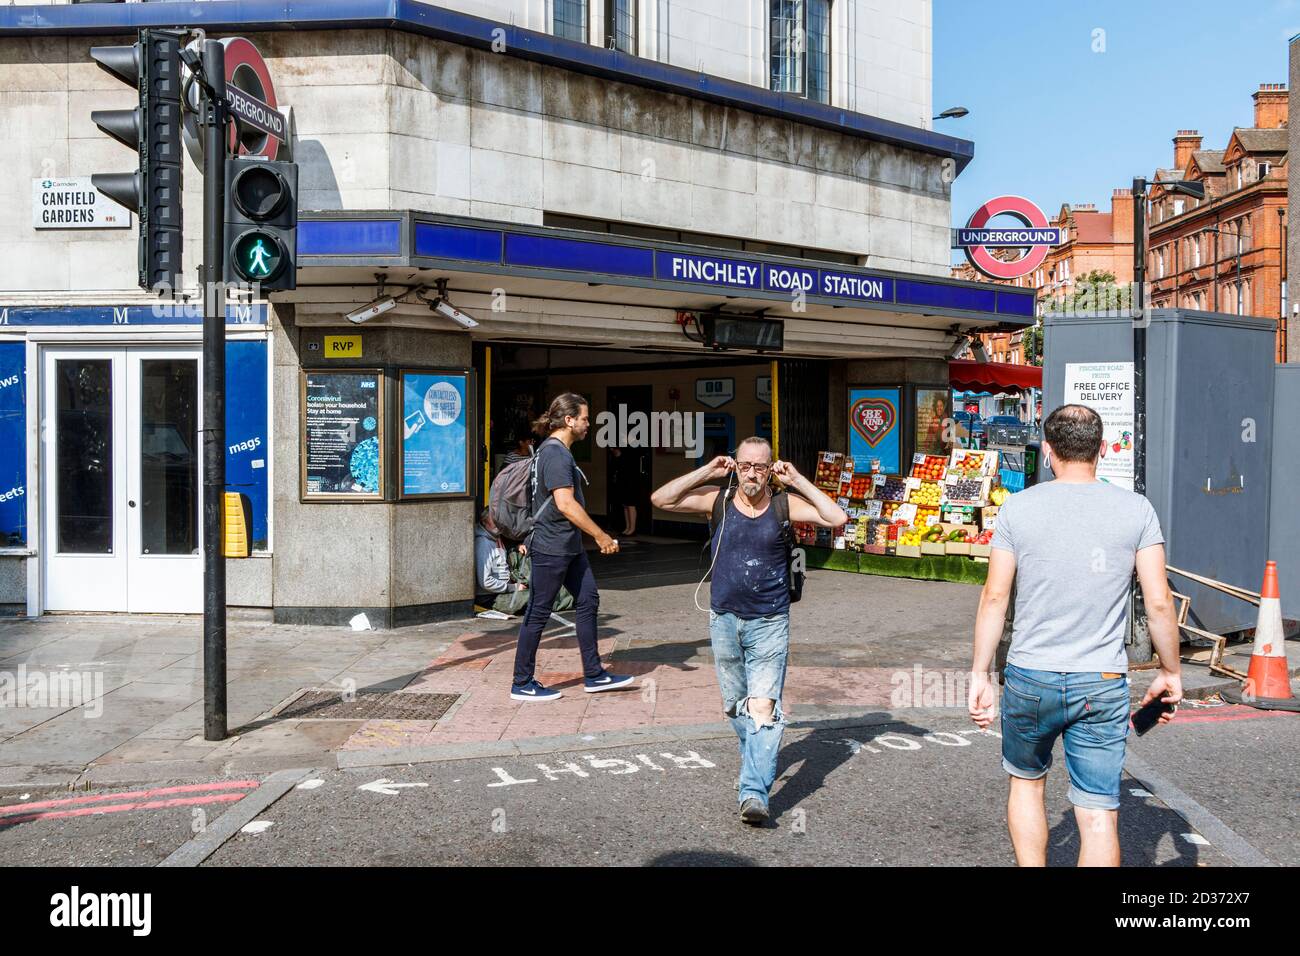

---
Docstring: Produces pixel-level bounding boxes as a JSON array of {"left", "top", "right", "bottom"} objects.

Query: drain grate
[{"left": 276, "top": 689, "right": 460, "bottom": 721}]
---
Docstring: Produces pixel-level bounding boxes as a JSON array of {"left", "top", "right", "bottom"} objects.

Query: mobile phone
[{"left": 1131, "top": 695, "right": 1175, "bottom": 736}]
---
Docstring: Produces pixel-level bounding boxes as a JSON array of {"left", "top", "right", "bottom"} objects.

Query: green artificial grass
[{"left": 803, "top": 547, "right": 988, "bottom": 585}]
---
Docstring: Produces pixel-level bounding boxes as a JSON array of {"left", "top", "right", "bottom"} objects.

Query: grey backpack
[{"left": 488, "top": 438, "right": 563, "bottom": 542}]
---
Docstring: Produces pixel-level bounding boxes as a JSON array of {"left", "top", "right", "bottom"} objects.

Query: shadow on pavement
[
  {"left": 767, "top": 717, "right": 932, "bottom": 824},
  {"left": 647, "top": 849, "right": 756, "bottom": 866},
  {"left": 1047, "top": 788, "right": 1205, "bottom": 866}
]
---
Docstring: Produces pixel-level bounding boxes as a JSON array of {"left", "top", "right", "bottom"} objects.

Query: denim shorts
[
  {"left": 1000, "top": 663, "right": 1130, "bottom": 811},
  {"left": 709, "top": 610, "right": 790, "bottom": 719}
]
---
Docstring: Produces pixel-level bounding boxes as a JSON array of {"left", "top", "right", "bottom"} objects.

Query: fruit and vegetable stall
[{"left": 800, "top": 449, "right": 1015, "bottom": 585}]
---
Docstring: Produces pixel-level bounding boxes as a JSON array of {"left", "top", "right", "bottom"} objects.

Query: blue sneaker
[
  {"left": 510, "top": 680, "right": 562, "bottom": 702},
  {"left": 583, "top": 671, "right": 635, "bottom": 693}
]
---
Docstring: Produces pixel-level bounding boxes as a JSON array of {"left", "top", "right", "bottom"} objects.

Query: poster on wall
[
  {"left": 848, "top": 386, "right": 901, "bottom": 474},
  {"left": 301, "top": 369, "right": 384, "bottom": 499},
  {"left": 0, "top": 343, "right": 26, "bottom": 547},
  {"left": 400, "top": 369, "right": 473, "bottom": 498},
  {"left": 914, "top": 388, "right": 950, "bottom": 457},
  {"left": 1063, "top": 362, "right": 1134, "bottom": 489}
]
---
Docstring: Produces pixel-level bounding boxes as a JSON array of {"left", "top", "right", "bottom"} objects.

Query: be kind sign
[{"left": 848, "top": 387, "right": 900, "bottom": 474}]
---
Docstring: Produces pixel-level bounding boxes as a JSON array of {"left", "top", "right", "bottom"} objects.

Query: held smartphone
[{"left": 1131, "top": 695, "right": 1175, "bottom": 736}]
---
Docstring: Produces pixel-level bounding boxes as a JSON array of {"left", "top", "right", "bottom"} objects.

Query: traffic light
[
  {"left": 224, "top": 158, "right": 297, "bottom": 292},
  {"left": 89, "top": 30, "right": 184, "bottom": 294}
]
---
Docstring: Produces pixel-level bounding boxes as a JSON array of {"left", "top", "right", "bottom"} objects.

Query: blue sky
[{"left": 935, "top": 0, "right": 1297, "bottom": 250}]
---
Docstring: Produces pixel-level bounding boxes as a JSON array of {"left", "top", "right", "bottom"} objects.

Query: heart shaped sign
[{"left": 850, "top": 397, "right": 897, "bottom": 447}]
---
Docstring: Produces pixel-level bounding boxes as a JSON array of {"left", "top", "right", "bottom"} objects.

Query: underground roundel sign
[
  {"left": 954, "top": 196, "right": 1062, "bottom": 281},
  {"left": 850, "top": 396, "right": 896, "bottom": 447}
]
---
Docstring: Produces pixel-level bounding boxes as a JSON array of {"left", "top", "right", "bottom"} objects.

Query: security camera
[
  {"left": 346, "top": 295, "right": 396, "bottom": 325},
  {"left": 430, "top": 297, "right": 479, "bottom": 329}
]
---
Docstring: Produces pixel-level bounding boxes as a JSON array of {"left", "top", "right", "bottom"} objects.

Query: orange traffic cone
[{"left": 1224, "top": 561, "right": 1298, "bottom": 711}]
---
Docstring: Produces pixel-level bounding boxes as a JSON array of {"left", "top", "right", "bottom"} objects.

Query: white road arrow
[{"left": 358, "top": 778, "right": 429, "bottom": 796}]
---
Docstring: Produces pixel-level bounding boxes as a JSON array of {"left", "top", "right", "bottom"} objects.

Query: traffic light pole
[{"left": 201, "top": 40, "right": 229, "bottom": 741}]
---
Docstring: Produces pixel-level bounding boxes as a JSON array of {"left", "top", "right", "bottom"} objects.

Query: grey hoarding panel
[
  {"left": 1271, "top": 365, "right": 1300, "bottom": 619},
  {"left": 1043, "top": 309, "right": 1275, "bottom": 634}
]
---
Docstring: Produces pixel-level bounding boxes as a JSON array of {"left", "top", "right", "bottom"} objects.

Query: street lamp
[
  {"left": 933, "top": 106, "right": 969, "bottom": 120},
  {"left": 1131, "top": 176, "right": 1204, "bottom": 497},
  {"left": 1127, "top": 176, "right": 1204, "bottom": 665}
]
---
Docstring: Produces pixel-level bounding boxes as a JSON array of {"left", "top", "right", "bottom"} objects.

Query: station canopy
[{"left": 288, "top": 212, "right": 1036, "bottom": 361}]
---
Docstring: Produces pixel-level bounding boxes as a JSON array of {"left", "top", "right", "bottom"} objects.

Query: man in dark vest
[{"left": 651, "top": 437, "right": 846, "bottom": 824}]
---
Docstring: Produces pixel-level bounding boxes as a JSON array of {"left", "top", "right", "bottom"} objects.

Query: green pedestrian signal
[
  {"left": 223, "top": 158, "right": 297, "bottom": 291},
  {"left": 231, "top": 230, "right": 285, "bottom": 282}
]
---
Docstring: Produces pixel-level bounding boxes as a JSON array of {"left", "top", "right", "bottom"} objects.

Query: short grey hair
[{"left": 736, "top": 436, "right": 772, "bottom": 459}]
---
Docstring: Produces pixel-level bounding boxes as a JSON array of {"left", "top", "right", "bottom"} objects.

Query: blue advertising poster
[
  {"left": 225, "top": 341, "right": 269, "bottom": 549},
  {"left": 401, "top": 370, "right": 470, "bottom": 497},
  {"left": 848, "top": 387, "right": 901, "bottom": 474},
  {"left": 0, "top": 343, "right": 26, "bottom": 548}
]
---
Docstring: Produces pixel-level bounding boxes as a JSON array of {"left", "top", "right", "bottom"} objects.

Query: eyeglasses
[{"left": 736, "top": 461, "right": 771, "bottom": 474}]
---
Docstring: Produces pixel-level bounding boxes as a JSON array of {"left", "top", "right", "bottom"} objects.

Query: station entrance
[{"left": 483, "top": 344, "right": 830, "bottom": 568}]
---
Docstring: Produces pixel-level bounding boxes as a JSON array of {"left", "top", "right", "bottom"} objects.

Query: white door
[{"left": 43, "top": 348, "right": 203, "bottom": 613}]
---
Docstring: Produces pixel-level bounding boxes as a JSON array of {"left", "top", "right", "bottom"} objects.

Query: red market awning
[{"left": 948, "top": 360, "right": 1041, "bottom": 394}]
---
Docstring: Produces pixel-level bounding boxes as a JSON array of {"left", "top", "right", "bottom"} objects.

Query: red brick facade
[{"left": 1147, "top": 85, "right": 1288, "bottom": 361}]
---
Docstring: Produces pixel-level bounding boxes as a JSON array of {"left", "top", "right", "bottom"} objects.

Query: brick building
[{"left": 1147, "top": 85, "right": 1289, "bottom": 362}]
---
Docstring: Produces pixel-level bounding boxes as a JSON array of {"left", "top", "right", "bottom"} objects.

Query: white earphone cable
[{"left": 694, "top": 484, "right": 732, "bottom": 613}]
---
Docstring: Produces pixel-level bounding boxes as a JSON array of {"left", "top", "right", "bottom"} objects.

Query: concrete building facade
[{"left": 0, "top": 1, "right": 1031, "bottom": 625}]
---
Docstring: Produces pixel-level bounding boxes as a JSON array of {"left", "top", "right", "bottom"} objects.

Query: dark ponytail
[{"left": 532, "top": 392, "right": 588, "bottom": 436}]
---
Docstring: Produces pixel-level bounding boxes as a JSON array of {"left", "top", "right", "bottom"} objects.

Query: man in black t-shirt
[{"left": 512, "top": 393, "right": 634, "bottom": 702}]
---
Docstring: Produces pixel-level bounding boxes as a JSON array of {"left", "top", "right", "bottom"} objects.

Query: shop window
[
  {"left": 554, "top": 0, "right": 588, "bottom": 43},
  {"left": 604, "top": 0, "right": 636, "bottom": 54},
  {"left": 770, "top": 0, "right": 832, "bottom": 105}
]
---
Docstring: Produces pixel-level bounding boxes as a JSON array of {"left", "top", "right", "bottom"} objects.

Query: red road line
[
  {"left": 0, "top": 780, "right": 258, "bottom": 816},
  {"left": 0, "top": 792, "right": 247, "bottom": 827},
  {"left": 1170, "top": 706, "right": 1295, "bottom": 725}
]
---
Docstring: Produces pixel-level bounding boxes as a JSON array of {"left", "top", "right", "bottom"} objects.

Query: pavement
[{"left": 0, "top": 539, "right": 1296, "bottom": 796}]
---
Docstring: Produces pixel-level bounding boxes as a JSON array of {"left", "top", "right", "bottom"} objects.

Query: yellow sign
[{"left": 324, "top": 335, "right": 362, "bottom": 358}]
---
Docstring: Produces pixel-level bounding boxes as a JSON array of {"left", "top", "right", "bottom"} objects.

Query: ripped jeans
[{"left": 709, "top": 610, "right": 790, "bottom": 806}]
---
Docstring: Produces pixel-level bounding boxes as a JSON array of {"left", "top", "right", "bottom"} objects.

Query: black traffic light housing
[
  {"left": 224, "top": 157, "right": 297, "bottom": 291},
  {"left": 90, "top": 29, "right": 184, "bottom": 294}
]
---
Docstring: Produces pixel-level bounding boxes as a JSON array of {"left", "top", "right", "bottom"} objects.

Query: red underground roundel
[{"left": 956, "top": 195, "right": 1060, "bottom": 281}]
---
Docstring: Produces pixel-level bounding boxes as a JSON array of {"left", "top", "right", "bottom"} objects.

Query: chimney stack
[
  {"left": 1253, "top": 83, "right": 1288, "bottom": 128},
  {"left": 1111, "top": 188, "right": 1134, "bottom": 250},
  {"left": 1173, "top": 130, "right": 1202, "bottom": 171}
]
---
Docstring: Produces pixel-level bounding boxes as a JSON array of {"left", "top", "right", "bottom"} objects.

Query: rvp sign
[
  {"left": 324, "top": 335, "right": 362, "bottom": 358},
  {"left": 953, "top": 196, "right": 1062, "bottom": 281}
]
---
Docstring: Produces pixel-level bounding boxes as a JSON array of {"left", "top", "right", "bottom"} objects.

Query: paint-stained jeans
[{"left": 709, "top": 610, "right": 790, "bottom": 807}]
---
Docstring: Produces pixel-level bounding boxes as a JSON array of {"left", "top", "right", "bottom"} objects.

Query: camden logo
[
  {"left": 850, "top": 397, "right": 896, "bottom": 447},
  {"left": 953, "top": 195, "right": 1062, "bottom": 281}
]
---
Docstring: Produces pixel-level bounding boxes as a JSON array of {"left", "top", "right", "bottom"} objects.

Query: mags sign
[{"left": 954, "top": 195, "right": 1061, "bottom": 281}]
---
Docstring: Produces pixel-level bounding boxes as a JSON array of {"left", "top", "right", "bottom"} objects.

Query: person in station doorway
[
  {"left": 650, "top": 438, "right": 847, "bottom": 824},
  {"left": 608, "top": 446, "right": 638, "bottom": 537},
  {"left": 512, "top": 393, "right": 634, "bottom": 702},
  {"left": 503, "top": 432, "right": 534, "bottom": 467},
  {"left": 967, "top": 404, "right": 1183, "bottom": 866},
  {"left": 474, "top": 508, "right": 573, "bottom": 618}
]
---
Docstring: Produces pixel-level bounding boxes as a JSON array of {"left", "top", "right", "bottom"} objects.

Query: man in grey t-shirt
[{"left": 968, "top": 404, "right": 1183, "bottom": 867}]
